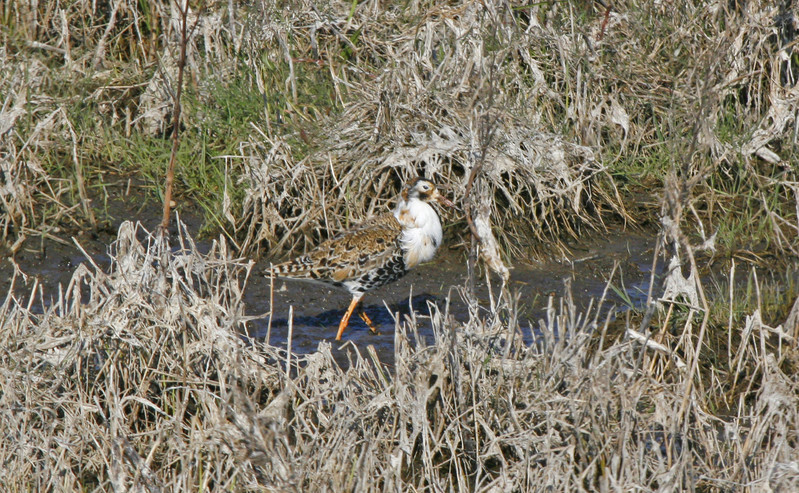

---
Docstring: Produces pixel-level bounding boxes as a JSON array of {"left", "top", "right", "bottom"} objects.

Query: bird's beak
[{"left": 433, "top": 189, "right": 455, "bottom": 207}]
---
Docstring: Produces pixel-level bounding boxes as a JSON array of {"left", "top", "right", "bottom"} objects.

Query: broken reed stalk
[
  {"left": 661, "top": 41, "right": 722, "bottom": 427},
  {"left": 65, "top": 114, "right": 97, "bottom": 228},
  {"left": 462, "top": 14, "right": 500, "bottom": 244},
  {"left": 160, "top": 0, "right": 202, "bottom": 234},
  {"left": 462, "top": 18, "right": 504, "bottom": 297},
  {"left": 267, "top": 264, "right": 275, "bottom": 344}
]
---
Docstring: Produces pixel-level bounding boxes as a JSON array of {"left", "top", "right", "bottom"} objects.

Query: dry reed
[
  {"left": 2, "top": 1, "right": 799, "bottom": 490},
  {"left": 1, "top": 0, "right": 796, "bottom": 260},
  {"left": 232, "top": 0, "right": 798, "bottom": 262},
  {"left": 1, "top": 220, "right": 798, "bottom": 490}
]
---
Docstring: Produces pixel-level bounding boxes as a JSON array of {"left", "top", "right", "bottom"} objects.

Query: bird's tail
[{"left": 267, "top": 256, "right": 317, "bottom": 279}]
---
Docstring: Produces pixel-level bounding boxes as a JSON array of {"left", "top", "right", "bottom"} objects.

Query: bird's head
[{"left": 403, "top": 177, "right": 454, "bottom": 208}]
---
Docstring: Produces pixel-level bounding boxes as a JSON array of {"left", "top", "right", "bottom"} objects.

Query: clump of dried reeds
[
  {"left": 1, "top": 0, "right": 235, "bottom": 250},
  {"left": 2, "top": 220, "right": 799, "bottom": 490},
  {"left": 234, "top": 0, "right": 797, "bottom": 262},
  {"left": 235, "top": 1, "right": 629, "bottom": 263},
  {"left": 0, "top": 58, "right": 84, "bottom": 253},
  {"left": 2, "top": 0, "right": 796, "bottom": 261},
  {"left": 0, "top": 221, "right": 267, "bottom": 489}
]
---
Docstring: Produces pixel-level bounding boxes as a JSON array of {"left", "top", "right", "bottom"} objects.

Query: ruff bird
[{"left": 268, "top": 177, "right": 453, "bottom": 340}]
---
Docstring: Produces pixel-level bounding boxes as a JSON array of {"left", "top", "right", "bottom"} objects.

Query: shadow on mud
[
  {"left": 2, "top": 214, "right": 659, "bottom": 368},
  {"left": 245, "top": 230, "right": 659, "bottom": 366}
]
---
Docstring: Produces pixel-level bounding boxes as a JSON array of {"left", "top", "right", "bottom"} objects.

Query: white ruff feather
[{"left": 394, "top": 197, "right": 443, "bottom": 269}]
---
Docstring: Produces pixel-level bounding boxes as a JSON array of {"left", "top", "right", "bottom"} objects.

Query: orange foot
[
  {"left": 358, "top": 309, "right": 380, "bottom": 335},
  {"left": 335, "top": 295, "right": 362, "bottom": 341}
]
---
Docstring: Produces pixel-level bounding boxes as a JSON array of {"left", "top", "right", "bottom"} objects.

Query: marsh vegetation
[{"left": 2, "top": 0, "right": 799, "bottom": 490}]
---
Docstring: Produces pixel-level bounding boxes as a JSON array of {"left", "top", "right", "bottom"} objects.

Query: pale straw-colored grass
[
  {"left": 1, "top": 220, "right": 798, "bottom": 490},
  {"left": 2, "top": 1, "right": 799, "bottom": 489}
]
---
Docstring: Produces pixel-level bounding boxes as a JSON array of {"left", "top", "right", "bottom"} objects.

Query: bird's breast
[
  {"left": 394, "top": 199, "right": 444, "bottom": 269},
  {"left": 401, "top": 233, "right": 437, "bottom": 269}
]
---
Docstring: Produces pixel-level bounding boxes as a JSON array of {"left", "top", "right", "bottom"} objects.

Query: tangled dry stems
[
  {"left": 3, "top": 1, "right": 799, "bottom": 489},
  {"left": 1, "top": 221, "right": 798, "bottom": 490},
  {"left": 4, "top": 1, "right": 796, "bottom": 259},
  {"left": 233, "top": 0, "right": 798, "bottom": 261},
  {"left": 236, "top": 1, "right": 630, "bottom": 261},
  {"left": 0, "top": 64, "right": 81, "bottom": 253}
]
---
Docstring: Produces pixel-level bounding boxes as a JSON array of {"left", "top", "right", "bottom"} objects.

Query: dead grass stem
[{"left": 1, "top": 220, "right": 798, "bottom": 490}]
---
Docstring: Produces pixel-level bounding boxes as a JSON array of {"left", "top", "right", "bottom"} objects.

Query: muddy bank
[
  {"left": 0, "top": 185, "right": 206, "bottom": 307},
  {"left": 2, "top": 207, "right": 658, "bottom": 367},
  {"left": 251, "top": 230, "right": 658, "bottom": 364}
]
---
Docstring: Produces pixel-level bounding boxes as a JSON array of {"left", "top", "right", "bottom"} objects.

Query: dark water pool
[
  {"left": 2, "top": 219, "right": 659, "bottom": 368},
  {"left": 247, "top": 231, "right": 659, "bottom": 366}
]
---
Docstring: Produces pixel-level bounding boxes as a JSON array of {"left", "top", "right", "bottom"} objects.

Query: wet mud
[
  {"left": 1, "top": 188, "right": 206, "bottom": 305},
  {"left": 2, "top": 205, "right": 659, "bottom": 367},
  {"left": 250, "top": 230, "right": 659, "bottom": 365}
]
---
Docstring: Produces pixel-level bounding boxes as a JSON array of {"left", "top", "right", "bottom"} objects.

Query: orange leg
[
  {"left": 358, "top": 308, "right": 379, "bottom": 335},
  {"left": 335, "top": 294, "right": 362, "bottom": 341}
]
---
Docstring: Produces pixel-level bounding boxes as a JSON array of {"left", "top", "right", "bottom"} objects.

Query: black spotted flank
[{"left": 352, "top": 252, "right": 407, "bottom": 294}]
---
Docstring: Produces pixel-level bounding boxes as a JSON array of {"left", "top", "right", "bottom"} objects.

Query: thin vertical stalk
[{"left": 160, "top": 0, "right": 202, "bottom": 234}]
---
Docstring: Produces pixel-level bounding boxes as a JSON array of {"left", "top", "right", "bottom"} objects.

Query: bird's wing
[{"left": 270, "top": 213, "right": 402, "bottom": 282}]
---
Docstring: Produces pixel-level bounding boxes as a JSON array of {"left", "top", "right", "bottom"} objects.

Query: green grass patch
[{"left": 31, "top": 51, "right": 342, "bottom": 237}]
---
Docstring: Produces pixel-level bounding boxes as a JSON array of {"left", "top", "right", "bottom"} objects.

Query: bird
[{"left": 267, "top": 177, "right": 454, "bottom": 340}]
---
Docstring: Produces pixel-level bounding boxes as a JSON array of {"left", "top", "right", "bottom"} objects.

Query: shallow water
[
  {"left": 2, "top": 213, "right": 659, "bottom": 368},
  {"left": 247, "top": 230, "right": 659, "bottom": 365}
]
